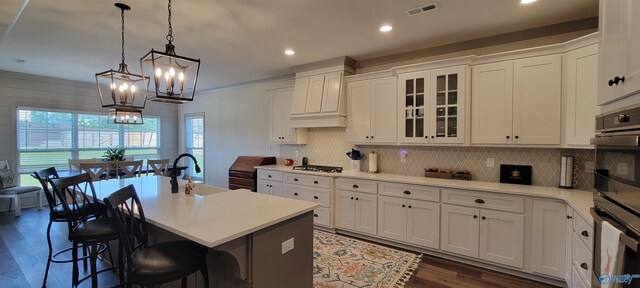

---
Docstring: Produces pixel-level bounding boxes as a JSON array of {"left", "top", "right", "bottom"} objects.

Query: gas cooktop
[{"left": 292, "top": 165, "right": 343, "bottom": 173}]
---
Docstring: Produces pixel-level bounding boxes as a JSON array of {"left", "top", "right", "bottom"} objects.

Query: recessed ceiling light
[
  {"left": 520, "top": 0, "right": 537, "bottom": 4},
  {"left": 379, "top": 25, "right": 393, "bottom": 32},
  {"left": 284, "top": 49, "right": 295, "bottom": 56}
]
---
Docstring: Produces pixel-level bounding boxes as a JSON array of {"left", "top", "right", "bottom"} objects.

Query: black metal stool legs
[
  {"left": 201, "top": 264, "right": 210, "bottom": 288},
  {"left": 41, "top": 220, "right": 54, "bottom": 288}
]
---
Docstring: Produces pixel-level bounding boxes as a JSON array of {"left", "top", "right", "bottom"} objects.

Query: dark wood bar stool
[
  {"left": 104, "top": 184, "right": 209, "bottom": 288},
  {"left": 50, "top": 173, "right": 119, "bottom": 287}
]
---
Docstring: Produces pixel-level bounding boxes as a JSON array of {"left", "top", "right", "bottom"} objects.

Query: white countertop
[
  {"left": 257, "top": 165, "right": 594, "bottom": 222},
  {"left": 92, "top": 176, "right": 320, "bottom": 247}
]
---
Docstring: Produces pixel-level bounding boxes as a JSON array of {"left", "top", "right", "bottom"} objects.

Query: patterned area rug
[{"left": 313, "top": 230, "right": 422, "bottom": 288}]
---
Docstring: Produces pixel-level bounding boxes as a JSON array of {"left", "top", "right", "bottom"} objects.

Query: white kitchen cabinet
[
  {"left": 290, "top": 68, "right": 349, "bottom": 128},
  {"left": 441, "top": 204, "right": 479, "bottom": 258},
  {"left": 269, "top": 88, "right": 307, "bottom": 144},
  {"left": 442, "top": 204, "right": 524, "bottom": 269},
  {"left": 531, "top": 200, "right": 567, "bottom": 279},
  {"left": 257, "top": 179, "right": 284, "bottom": 197},
  {"left": 471, "top": 54, "right": 562, "bottom": 145},
  {"left": 598, "top": 0, "right": 640, "bottom": 104},
  {"left": 284, "top": 172, "right": 333, "bottom": 228},
  {"left": 565, "top": 206, "right": 574, "bottom": 287},
  {"left": 398, "top": 66, "right": 466, "bottom": 144},
  {"left": 377, "top": 195, "right": 440, "bottom": 249},
  {"left": 563, "top": 43, "right": 599, "bottom": 148},
  {"left": 335, "top": 190, "right": 377, "bottom": 235},
  {"left": 479, "top": 209, "right": 524, "bottom": 268},
  {"left": 345, "top": 77, "right": 397, "bottom": 143}
]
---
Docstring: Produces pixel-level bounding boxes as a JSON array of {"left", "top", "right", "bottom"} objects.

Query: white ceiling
[{"left": 0, "top": 0, "right": 598, "bottom": 91}]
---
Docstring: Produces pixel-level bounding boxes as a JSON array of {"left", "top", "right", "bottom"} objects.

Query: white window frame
[{"left": 184, "top": 113, "right": 204, "bottom": 181}]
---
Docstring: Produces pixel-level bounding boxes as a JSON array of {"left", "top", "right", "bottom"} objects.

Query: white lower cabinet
[
  {"left": 531, "top": 200, "right": 567, "bottom": 279},
  {"left": 335, "top": 190, "right": 377, "bottom": 235},
  {"left": 441, "top": 204, "right": 524, "bottom": 269},
  {"left": 284, "top": 173, "right": 333, "bottom": 228},
  {"left": 256, "top": 179, "right": 284, "bottom": 197},
  {"left": 377, "top": 195, "right": 440, "bottom": 249},
  {"left": 571, "top": 266, "right": 589, "bottom": 288}
]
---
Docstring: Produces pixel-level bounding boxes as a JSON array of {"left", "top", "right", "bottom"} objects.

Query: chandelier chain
[
  {"left": 166, "top": 0, "right": 174, "bottom": 43},
  {"left": 120, "top": 6, "right": 126, "bottom": 64}
]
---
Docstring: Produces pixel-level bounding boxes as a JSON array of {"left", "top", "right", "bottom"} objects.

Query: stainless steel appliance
[
  {"left": 292, "top": 165, "right": 343, "bottom": 173},
  {"left": 591, "top": 105, "right": 640, "bottom": 287}
]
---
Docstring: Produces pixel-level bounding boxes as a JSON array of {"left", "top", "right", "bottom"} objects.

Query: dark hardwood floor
[{"left": 0, "top": 208, "right": 558, "bottom": 288}]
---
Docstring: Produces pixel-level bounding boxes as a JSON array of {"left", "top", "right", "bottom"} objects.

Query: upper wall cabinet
[
  {"left": 290, "top": 66, "right": 353, "bottom": 128},
  {"left": 598, "top": 0, "right": 640, "bottom": 105},
  {"left": 563, "top": 41, "right": 600, "bottom": 148},
  {"left": 269, "top": 88, "right": 307, "bottom": 144},
  {"left": 345, "top": 76, "right": 397, "bottom": 144},
  {"left": 472, "top": 54, "right": 562, "bottom": 145},
  {"left": 397, "top": 65, "right": 468, "bottom": 145}
]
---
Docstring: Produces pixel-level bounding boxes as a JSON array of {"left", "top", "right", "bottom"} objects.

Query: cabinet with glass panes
[{"left": 398, "top": 66, "right": 466, "bottom": 144}]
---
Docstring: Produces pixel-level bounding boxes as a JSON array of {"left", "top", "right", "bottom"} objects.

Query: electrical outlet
[
  {"left": 486, "top": 158, "right": 495, "bottom": 168},
  {"left": 585, "top": 161, "right": 594, "bottom": 173},
  {"left": 258, "top": 145, "right": 263, "bottom": 151},
  {"left": 281, "top": 238, "right": 294, "bottom": 254},
  {"left": 295, "top": 150, "right": 300, "bottom": 158},
  {"left": 265, "top": 145, "right": 271, "bottom": 151}
]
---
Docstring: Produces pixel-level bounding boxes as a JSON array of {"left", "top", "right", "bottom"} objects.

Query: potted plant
[
  {"left": 346, "top": 148, "right": 364, "bottom": 172},
  {"left": 103, "top": 146, "right": 126, "bottom": 166}
]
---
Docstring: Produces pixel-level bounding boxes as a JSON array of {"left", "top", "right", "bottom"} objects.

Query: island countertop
[{"left": 92, "top": 176, "right": 320, "bottom": 248}]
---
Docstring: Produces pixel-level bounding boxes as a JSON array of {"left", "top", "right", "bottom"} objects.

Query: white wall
[
  {"left": 178, "top": 79, "right": 294, "bottom": 188},
  {"left": 0, "top": 70, "right": 179, "bottom": 209}
]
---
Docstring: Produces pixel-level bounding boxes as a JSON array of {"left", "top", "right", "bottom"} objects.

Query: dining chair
[
  {"left": 0, "top": 160, "right": 42, "bottom": 216},
  {"left": 146, "top": 159, "right": 170, "bottom": 176},
  {"left": 50, "top": 173, "right": 118, "bottom": 288},
  {"left": 115, "top": 160, "right": 143, "bottom": 178},
  {"left": 104, "top": 184, "right": 209, "bottom": 287},
  {"left": 80, "top": 162, "right": 112, "bottom": 181},
  {"left": 69, "top": 159, "right": 101, "bottom": 173}
]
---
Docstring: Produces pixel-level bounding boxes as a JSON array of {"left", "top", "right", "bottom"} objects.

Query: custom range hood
[{"left": 288, "top": 57, "right": 355, "bottom": 128}]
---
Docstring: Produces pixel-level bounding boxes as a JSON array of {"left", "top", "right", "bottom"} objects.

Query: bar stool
[
  {"left": 50, "top": 173, "right": 119, "bottom": 287},
  {"left": 104, "top": 184, "right": 209, "bottom": 287}
]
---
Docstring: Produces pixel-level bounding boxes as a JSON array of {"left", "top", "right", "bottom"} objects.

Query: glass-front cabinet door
[
  {"left": 398, "top": 71, "right": 430, "bottom": 143},
  {"left": 398, "top": 66, "right": 466, "bottom": 144},
  {"left": 431, "top": 66, "right": 465, "bottom": 144}
]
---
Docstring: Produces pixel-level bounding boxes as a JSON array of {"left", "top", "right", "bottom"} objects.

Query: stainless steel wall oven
[{"left": 591, "top": 106, "right": 640, "bottom": 287}]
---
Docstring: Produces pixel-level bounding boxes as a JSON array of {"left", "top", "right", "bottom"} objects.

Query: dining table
[{"left": 57, "top": 164, "right": 188, "bottom": 179}]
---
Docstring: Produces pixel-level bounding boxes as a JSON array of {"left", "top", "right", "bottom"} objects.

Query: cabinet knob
[
  {"left": 473, "top": 215, "right": 478, "bottom": 219},
  {"left": 424, "top": 136, "right": 428, "bottom": 138},
  {"left": 314, "top": 196, "right": 319, "bottom": 199},
  {"left": 366, "top": 136, "right": 369, "bottom": 139},
  {"left": 581, "top": 230, "right": 589, "bottom": 237},
  {"left": 313, "top": 214, "right": 319, "bottom": 217},
  {"left": 352, "top": 184, "right": 359, "bottom": 188},
  {"left": 350, "top": 197, "right": 354, "bottom": 200},
  {"left": 294, "top": 192, "right": 299, "bottom": 196},
  {"left": 567, "top": 215, "right": 573, "bottom": 219},
  {"left": 313, "top": 180, "right": 319, "bottom": 184},
  {"left": 609, "top": 79, "right": 615, "bottom": 86},
  {"left": 614, "top": 76, "right": 626, "bottom": 85},
  {"left": 408, "top": 205, "right": 412, "bottom": 208},
  {"left": 475, "top": 199, "right": 485, "bottom": 204},
  {"left": 403, "top": 190, "right": 411, "bottom": 195},
  {"left": 356, "top": 198, "right": 359, "bottom": 200},
  {"left": 506, "top": 136, "right": 510, "bottom": 139},
  {"left": 268, "top": 175, "right": 272, "bottom": 178},
  {"left": 294, "top": 178, "right": 299, "bottom": 181},
  {"left": 580, "top": 262, "right": 588, "bottom": 270},
  {"left": 515, "top": 135, "right": 519, "bottom": 139},
  {"left": 371, "top": 136, "right": 374, "bottom": 139},
  {"left": 482, "top": 216, "right": 486, "bottom": 220},
  {"left": 431, "top": 136, "right": 434, "bottom": 139},
  {"left": 402, "top": 204, "right": 406, "bottom": 207}
]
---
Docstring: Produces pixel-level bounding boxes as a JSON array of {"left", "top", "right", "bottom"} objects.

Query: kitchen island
[{"left": 92, "top": 176, "right": 319, "bottom": 288}]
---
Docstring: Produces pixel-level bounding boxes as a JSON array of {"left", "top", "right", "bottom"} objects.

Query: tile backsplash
[{"left": 280, "top": 128, "right": 595, "bottom": 191}]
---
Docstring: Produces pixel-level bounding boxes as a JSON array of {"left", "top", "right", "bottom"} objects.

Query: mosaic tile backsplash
[{"left": 280, "top": 128, "right": 595, "bottom": 191}]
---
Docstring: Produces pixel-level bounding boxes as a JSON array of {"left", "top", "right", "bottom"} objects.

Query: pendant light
[
  {"left": 140, "top": 0, "right": 200, "bottom": 104},
  {"left": 95, "top": 3, "right": 148, "bottom": 124}
]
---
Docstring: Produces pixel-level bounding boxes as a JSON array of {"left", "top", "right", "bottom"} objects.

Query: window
[
  {"left": 17, "top": 108, "right": 160, "bottom": 184},
  {"left": 185, "top": 113, "right": 204, "bottom": 180}
]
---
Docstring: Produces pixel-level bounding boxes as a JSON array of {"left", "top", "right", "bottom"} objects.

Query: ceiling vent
[{"left": 406, "top": 2, "right": 439, "bottom": 16}]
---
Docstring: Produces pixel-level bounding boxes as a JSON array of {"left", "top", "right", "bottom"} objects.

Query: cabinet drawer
[
  {"left": 573, "top": 214, "right": 594, "bottom": 252},
  {"left": 257, "top": 170, "right": 283, "bottom": 181},
  {"left": 571, "top": 266, "right": 589, "bottom": 288},
  {"left": 572, "top": 234, "right": 592, "bottom": 286},
  {"left": 286, "top": 184, "right": 331, "bottom": 207},
  {"left": 441, "top": 189, "right": 524, "bottom": 213},
  {"left": 285, "top": 173, "right": 331, "bottom": 188},
  {"left": 378, "top": 182, "right": 440, "bottom": 202},
  {"left": 313, "top": 207, "right": 331, "bottom": 227},
  {"left": 335, "top": 178, "right": 377, "bottom": 194}
]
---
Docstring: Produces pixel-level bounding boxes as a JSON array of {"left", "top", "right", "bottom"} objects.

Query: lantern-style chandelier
[
  {"left": 95, "top": 3, "right": 148, "bottom": 124},
  {"left": 140, "top": 0, "right": 200, "bottom": 104}
]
